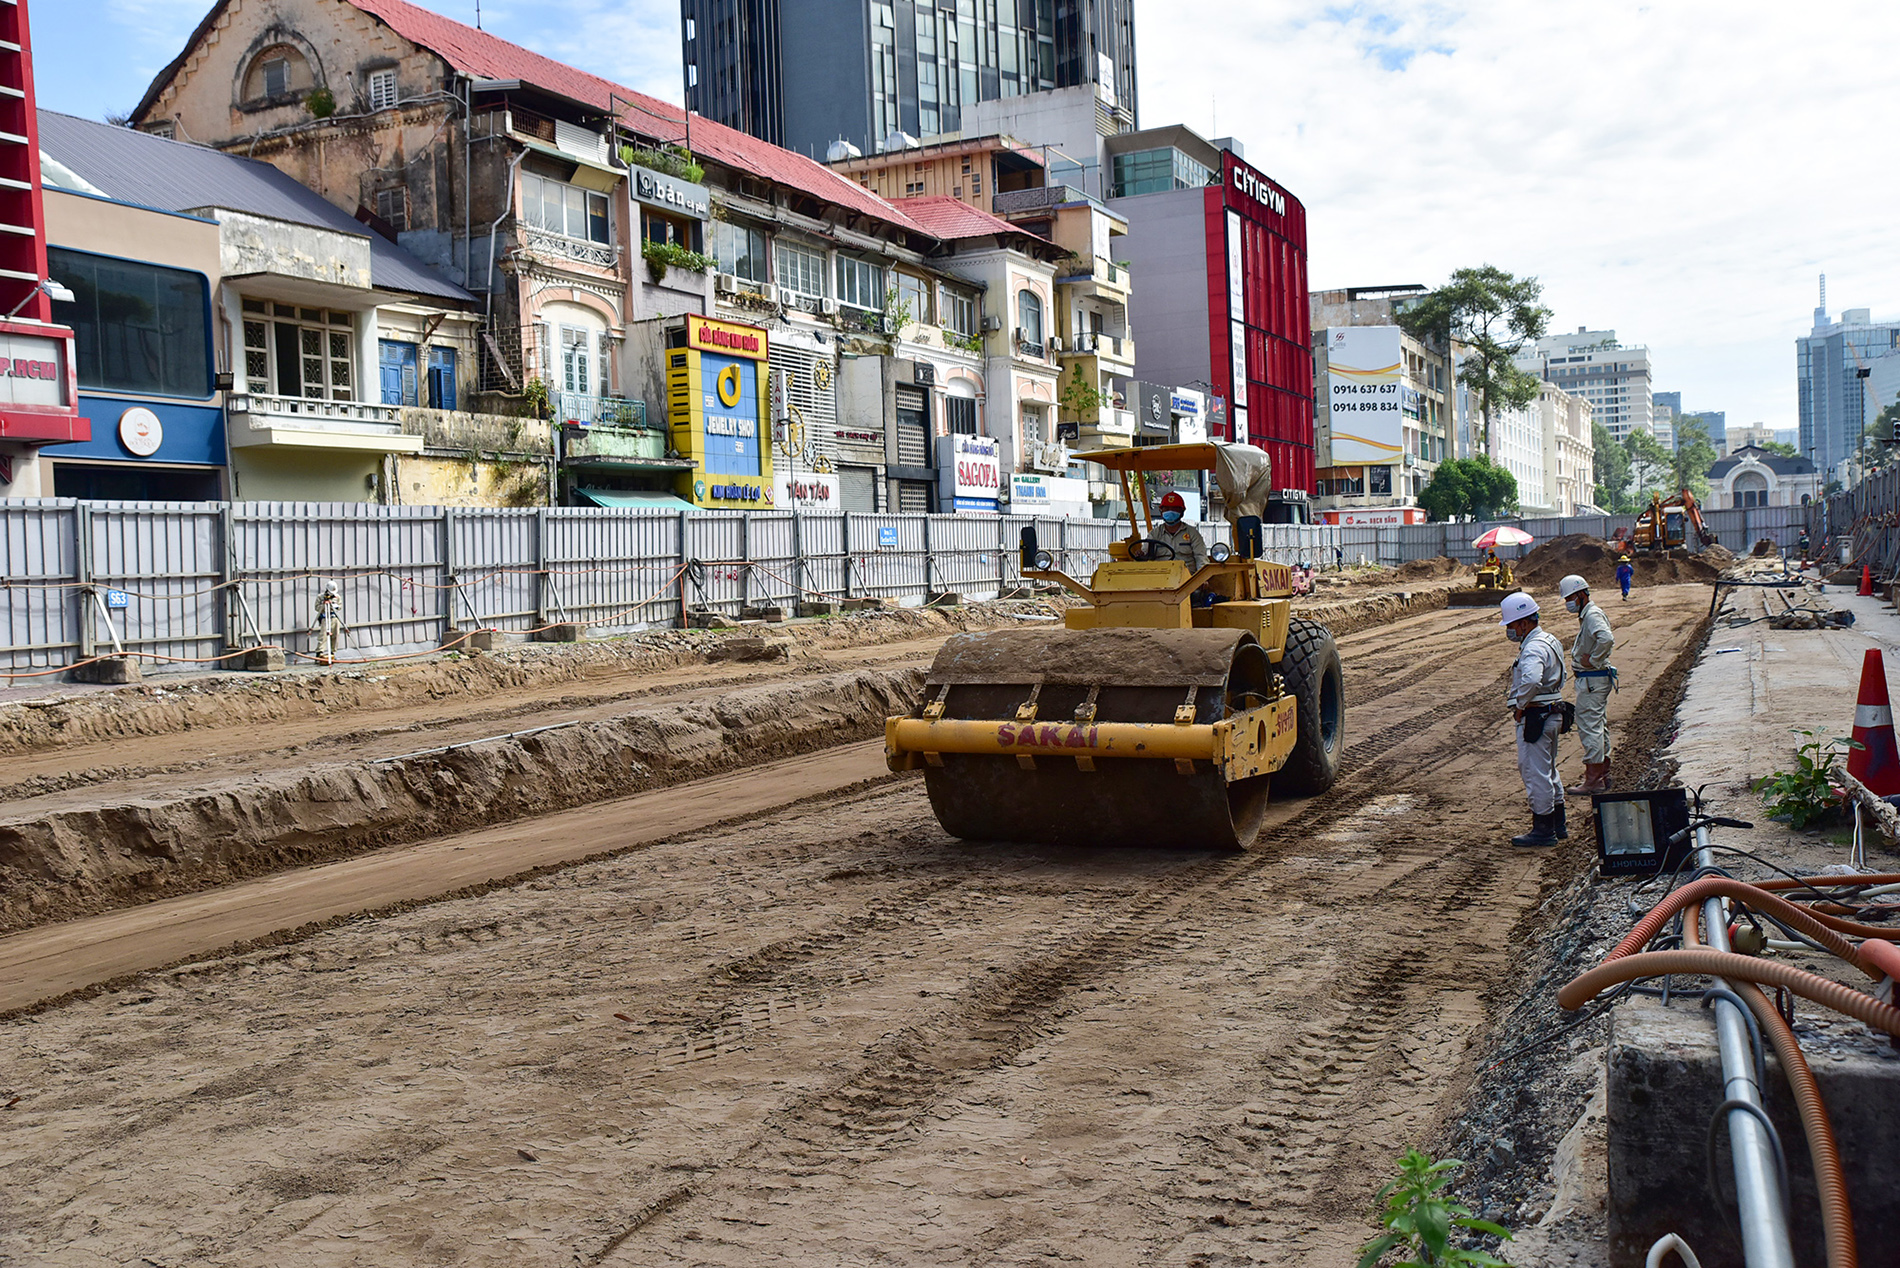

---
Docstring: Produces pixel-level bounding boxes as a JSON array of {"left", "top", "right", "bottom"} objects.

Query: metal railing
[
  {"left": 552, "top": 393, "right": 648, "bottom": 428},
  {"left": 521, "top": 226, "right": 621, "bottom": 269}
]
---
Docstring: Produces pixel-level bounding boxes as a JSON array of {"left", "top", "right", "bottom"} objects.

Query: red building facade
[{"left": 1203, "top": 151, "right": 1311, "bottom": 492}]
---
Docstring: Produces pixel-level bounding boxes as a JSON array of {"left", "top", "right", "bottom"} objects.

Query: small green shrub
[
  {"left": 622, "top": 145, "right": 705, "bottom": 185},
  {"left": 1754, "top": 727, "right": 1858, "bottom": 829},
  {"left": 305, "top": 87, "right": 337, "bottom": 118},
  {"left": 521, "top": 377, "right": 550, "bottom": 419},
  {"left": 1359, "top": 1149, "right": 1511, "bottom": 1268}
]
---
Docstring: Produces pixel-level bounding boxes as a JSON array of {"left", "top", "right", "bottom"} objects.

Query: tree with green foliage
[
  {"left": 1592, "top": 421, "right": 1632, "bottom": 511},
  {"left": 1762, "top": 440, "right": 1799, "bottom": 458},
  {"left": 1671, "top": 416, "right": 1718, "bottom": 502},
  {"left": 1624, "top": 428, "right": 1674, "bottom": 501},
  {"left": 1397, "top": 266, "right": 1552, "bottom": 457},
  {"left": 1417, "top": 456, "right": 1519, "bottom": 522},
  {"left": 1858, "top": 393, "right": 1900, "bottom": 470}
]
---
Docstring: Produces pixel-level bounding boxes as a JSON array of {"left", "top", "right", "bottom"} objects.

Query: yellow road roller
[{"left": 885, "top": 442, "right": 1344, "bottom": 850}]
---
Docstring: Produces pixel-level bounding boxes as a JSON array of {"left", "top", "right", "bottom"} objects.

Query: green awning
[{"left": 573, "top": 488, "right": 702, "bottom": 513}]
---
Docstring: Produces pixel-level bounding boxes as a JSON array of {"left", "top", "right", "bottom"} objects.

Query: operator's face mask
[
  {"left": 1505, "top": 624, "right": 1525, "bottom": 643},
  {"left": 1566, "top": 597, "right": 1583, "bottom": 613},
  {"left": 1160, "top": 509, "right": 1182, "bottom": 524}
]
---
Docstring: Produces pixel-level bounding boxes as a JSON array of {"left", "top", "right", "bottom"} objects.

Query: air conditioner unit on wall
[
  {"left": 1049, "top": 335, "right": 1064, "bottom": 352},
  {"left": 820, "top": 297, "right": 839, "bottom": 316},
  {"left": 715, "top": 273, "right": 739, "bottom": 294},
  {"left": 776, "top": 287, "right": 796, "bottom": 306}
]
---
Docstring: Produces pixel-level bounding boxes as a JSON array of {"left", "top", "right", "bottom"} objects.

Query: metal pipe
[
  {"left": 1696, "top": 819, "right": 1796, "bottom": 1268},
  {"left": 485, "top": 148, "right": 529, "bottom": 324}
]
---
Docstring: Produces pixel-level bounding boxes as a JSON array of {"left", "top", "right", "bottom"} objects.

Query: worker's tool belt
[
  {"left": 1576, "top": 667, "right": 1619, "bottom": 689},
  {"left": 1521, "top": 701, "right": 1575, "bottom": 743}
]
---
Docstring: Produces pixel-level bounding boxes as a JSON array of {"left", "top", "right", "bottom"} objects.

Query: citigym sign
[{"left": 1231, "top": 164, "right": 1287, "bottom": 217}]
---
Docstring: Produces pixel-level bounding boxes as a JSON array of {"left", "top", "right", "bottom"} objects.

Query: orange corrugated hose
[
  {"left": 1605, "top": 878, "right": 1874, "bottom": 976},
  {"left": 1681, "top": 904, "right": 1859, "bottom": 1268},
  {"left": 1559, "top": 951, "right": 1900, "bottom": 1034}
]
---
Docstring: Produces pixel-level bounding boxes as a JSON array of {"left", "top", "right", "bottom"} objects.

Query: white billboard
[{"left": 1325, "top": 326, "right": 1404, "bottom": 466}]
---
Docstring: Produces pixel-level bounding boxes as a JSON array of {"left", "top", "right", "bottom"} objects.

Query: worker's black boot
[
  {"left": 1555, "top": 803, "right": 1569, "bottom": 840},
  {"left": 1512, "top": 812, "right": 1560, "bottom": 848}
]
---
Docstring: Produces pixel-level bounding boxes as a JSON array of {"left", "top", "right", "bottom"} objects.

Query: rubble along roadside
[
  {"left": 0, "top": 666, "right": 921, "bottom": 938},
  {"left": 0, "top": 599, "right": 1066, "bottom": 758}
]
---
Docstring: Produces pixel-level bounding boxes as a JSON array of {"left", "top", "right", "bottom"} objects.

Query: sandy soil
[{"left": 0, "top": 587, "right": 1712, "bottom": 1267}]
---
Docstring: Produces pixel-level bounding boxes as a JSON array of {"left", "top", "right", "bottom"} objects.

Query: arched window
[
  {"left": 242, "top": 45, "right": 314, "bottom": 103},
  {"left": 1016, "top": 289, "right": 1043, "bottom": 348},
  {"left": 1732, "top": 469, "right": 1769, "bottom": 509}
]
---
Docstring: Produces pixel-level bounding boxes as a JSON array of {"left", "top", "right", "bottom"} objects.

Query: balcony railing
[
  {"left": 227, "top": 393, "right": 403, "bottom": 429},
  {"left": 1067, "top": 331, "right": 1131, "bottom": 359},
  {"left": 1014, "top": 332, "right": 1046, "bottom": 360},
  {"left": 552, "top": 392, "right": 648, "bottom": 428},
  {"left": 521, "top": 226, "right": 621, "bottom": 269}
]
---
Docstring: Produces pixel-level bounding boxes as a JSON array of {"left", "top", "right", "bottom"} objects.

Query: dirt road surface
[{"left": 0, "top": 587, "right": 1711, "bottom": 1266}]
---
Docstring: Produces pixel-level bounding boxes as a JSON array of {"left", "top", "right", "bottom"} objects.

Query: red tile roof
[
  {"left": 891, "top": 195, "right": 1040, "bottom": 242},
  {"left": 344, "top": 0, "right": 920, "bottom": 233}
]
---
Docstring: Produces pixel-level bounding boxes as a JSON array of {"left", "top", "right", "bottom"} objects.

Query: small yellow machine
[
  {"left": 886, "top": 443, "right": 1344, "bottom": 850},
  {"left": 1449, "top": 554, "right": 1519, "bottom": 607}
]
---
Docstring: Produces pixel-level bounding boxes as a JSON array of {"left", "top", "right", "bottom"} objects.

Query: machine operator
[
  {"left": 1559, "top": 574, "right": 1616, "bottom": 796},
  {"left": 1501, "top": 591, "right": 1568, "bottom": 848},
  {"left": 1148, "top": 490, "right": 1209, "bottom": 574}
]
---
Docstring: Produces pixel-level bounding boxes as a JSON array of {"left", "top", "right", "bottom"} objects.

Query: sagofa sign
[
  {"left": 632, "top": 167, "right": 711, "bottom": 219},
  {"left": 687, "top": 315, "right": 768, "bottom": 359}
]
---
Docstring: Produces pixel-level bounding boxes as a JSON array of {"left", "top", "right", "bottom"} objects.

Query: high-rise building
[
  {"left": 1797, "top": 296, "right": 1900, "bottom": 473},
  {"left": 1516, "top": 328, "right": 1653, "bottom": 441},
  {"left": 683, "top": 0, "right": 1138, "bottom": 160}
]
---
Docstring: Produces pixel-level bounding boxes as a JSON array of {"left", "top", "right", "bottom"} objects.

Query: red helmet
[{"left": 1158, "top": 491, "right": 1186, "bottom": 513}]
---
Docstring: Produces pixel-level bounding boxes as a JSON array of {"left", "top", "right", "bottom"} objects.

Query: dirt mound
[
  {"left": 1390, "top": 556, "right": 1472, "bottom": 582},
  {"left": 1516, "top": 534, "right": 1723, "bottom": 591}
]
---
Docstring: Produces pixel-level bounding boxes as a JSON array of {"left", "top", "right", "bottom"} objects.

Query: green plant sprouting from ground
[
  {"left": 643, "top": 239, "right": 716, "bottom": 281},
  {"left": 1358, "top": 1149, "right": 1511, "bottom": 1268},
  {"left": 1754, "top": 727, "right": 1859, "bottom": 829},
  {"left": 620, "top": 144, "right": 705, "bottom": 184}
]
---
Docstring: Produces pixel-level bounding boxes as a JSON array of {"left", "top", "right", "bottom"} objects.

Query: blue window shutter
[
  {"left": 380, "top": 340, "right": 419, "bottom": 406},
  {"left": 428, "top": 347, "right": 457, "bottom": 411}
]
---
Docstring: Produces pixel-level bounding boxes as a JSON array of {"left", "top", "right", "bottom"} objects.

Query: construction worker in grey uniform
[
  {"left": 1559, "top": 573, "right": 1616, "bottom": 795},
  {"left": 1500, "top": 591, "right": 1569, "bottom": 847}
]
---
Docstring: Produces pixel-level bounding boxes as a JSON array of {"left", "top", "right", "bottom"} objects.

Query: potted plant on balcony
[
  {"left": 642, "top": 240, "right": 716, "bottom": 285},
  {"left": 522, "top": 376, "right": 550, "bottom": 421}
]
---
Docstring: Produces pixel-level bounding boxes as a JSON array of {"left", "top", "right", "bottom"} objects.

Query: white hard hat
[
  {"left": 1557, "top": 574, "right": 1590, "bottom": 600},
  {"left": 320, "top": 580, "right": 340, "bottom": 597},
  {"left": 1499, "top": 591, "right": 1540, "bottom": 625}
]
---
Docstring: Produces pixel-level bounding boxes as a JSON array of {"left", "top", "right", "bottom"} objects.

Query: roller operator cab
[{"left": 885, "top": 442, "right": 1346, "bottom": 850}]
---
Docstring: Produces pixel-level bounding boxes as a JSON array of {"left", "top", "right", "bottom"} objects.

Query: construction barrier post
[{"left": 1849, "top": 648, "right": 1900, "bottom": 795}]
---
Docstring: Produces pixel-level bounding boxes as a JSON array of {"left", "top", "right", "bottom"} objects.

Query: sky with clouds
[{"left": 35, "top": 0, "right": 1900, "bottom": 432}]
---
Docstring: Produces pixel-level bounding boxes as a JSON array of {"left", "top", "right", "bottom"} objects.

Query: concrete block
[
  {"left": 464, "top": 629, "right": 499, "bottom": 652},
  {"left": 240, "top": 647, "right": 285, "bottom": 672},
  {"left": 72, "top": 655, "right": 141, "bottom": 684},
  {"left": 741, "top": 605, "right": 787, "bottom": 623},
  {"left": 843, "top": 597, "right": 889, "bottom": 612},
  {"left": 531, "top": 623, "right": 583, "bottom": 643},
  {"left": 927, "top": 591, "right": 966, "bottom": 607},
  {"left": 1608, "top": 998, "right": 1900, "bottom": 1267},
  {"left": 687, "top": 611, "right": 739, "bottom": 630},
  {"left": 795, "top": 600, "right": 841, "bottom": 618}
]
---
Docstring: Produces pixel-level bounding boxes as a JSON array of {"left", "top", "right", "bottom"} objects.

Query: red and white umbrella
[{"left": 1471, "top": 526, "right": 1535, "bottom": 549}]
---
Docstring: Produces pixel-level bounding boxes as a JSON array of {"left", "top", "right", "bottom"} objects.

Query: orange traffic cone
[
  {"left": 1848, "top": 649, "right": 1900, "bottom": 795},
  {"left": 1859, "top": 565, "right": 1874, "bottom": 597}
]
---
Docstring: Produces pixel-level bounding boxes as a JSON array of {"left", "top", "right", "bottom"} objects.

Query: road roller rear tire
[{"left": 1276, "top": 617, "right": 1344, "bottom": 796}]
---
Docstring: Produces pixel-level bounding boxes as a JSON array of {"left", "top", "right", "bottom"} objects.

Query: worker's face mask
[
  {"left": 1505, "top": 624, "right": 1525, "bottom": 643},
  {"left": 1160, "top": 509, "right": 1182, "bottom": 524},
  {"left": 1565, "top": 596, "right": 1583, "bottom": 613}
]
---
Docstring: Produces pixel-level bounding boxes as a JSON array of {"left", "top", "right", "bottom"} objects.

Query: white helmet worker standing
[
  {"left": 1558, "top": 573, "right": 1617, "bottom": 795},
  {"left": 1501, "top": 590, "right": 1568, "bottom": 846}
]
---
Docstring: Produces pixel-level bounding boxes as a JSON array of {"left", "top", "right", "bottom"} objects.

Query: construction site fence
[
  {"left": 1825, "top": 466, "right": 1900, "bottom": 579},
  {"left": 0, "top": 498, "right": 1818, "bottom": 676}
]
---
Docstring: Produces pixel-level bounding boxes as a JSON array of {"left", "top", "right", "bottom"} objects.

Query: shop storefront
[
  {"left": 1008, "top": 471, "right": 1090, "bottom": 519},
  {"left": 51, "top": 399, "right": 226, "bottom": 500},
  {"left": 667, "top": 314, "right": 774, "bottom": 508}
]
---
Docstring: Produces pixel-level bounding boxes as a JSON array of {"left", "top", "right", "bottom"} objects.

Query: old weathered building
[{"left": 134, "top": 0, "right": 1077, "bottom": 513}]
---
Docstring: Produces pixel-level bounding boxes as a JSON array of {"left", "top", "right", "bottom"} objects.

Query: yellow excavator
[
  {"left": 885, "top": 443, "right": 1344, "bottom": 850},
  {"left": 1611, "top": 488, "right": 1718, "bottom": 554}
]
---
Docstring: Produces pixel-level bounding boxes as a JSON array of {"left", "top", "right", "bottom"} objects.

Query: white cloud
[{"left": 1141, "top": 0, "right": 1900, "bottom": 427}]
